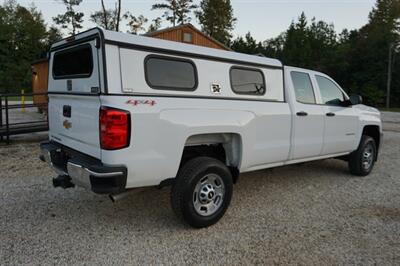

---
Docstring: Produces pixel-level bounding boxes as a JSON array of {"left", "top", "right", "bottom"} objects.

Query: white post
[{"left": 386, "top": 43, "right": 393, "bottom": 109}]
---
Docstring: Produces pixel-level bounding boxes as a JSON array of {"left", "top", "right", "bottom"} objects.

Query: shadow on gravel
[
  {"left": 352, "top": 205, "right": 400, "bottom": 222},
  {"left": 17, "top": 158, "right": 356, "bottom": 231}
]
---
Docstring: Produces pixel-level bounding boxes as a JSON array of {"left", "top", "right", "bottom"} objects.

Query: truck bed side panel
[{"left": 100, "top": 96, "right": 291, "bottom": 188}]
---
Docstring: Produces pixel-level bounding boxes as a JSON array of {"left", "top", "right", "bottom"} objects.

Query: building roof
[
  {"left": 31, "top": 57, "right": 48, "bottom": 65},
  {"left": 144, "top": 23, "right": 231, "bottom": 51}
]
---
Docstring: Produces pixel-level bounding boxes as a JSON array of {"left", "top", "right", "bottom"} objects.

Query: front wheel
[
  {"left": 348, "top": 135, "right": 377, "bottom": 176},
  {"left": 171, "top": 157, "right": 233, "bottom": 228}
]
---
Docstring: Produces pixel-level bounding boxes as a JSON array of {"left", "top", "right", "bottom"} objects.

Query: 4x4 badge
[
  {"left": 126, "top": 99, "right": 156, "bottom": 106},
  {"left": 63, "top": 120, "right": 72, "bottom": 129}
]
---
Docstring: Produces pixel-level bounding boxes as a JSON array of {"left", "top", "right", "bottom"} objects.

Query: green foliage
[
  {"left": 360, "top": 85, "right": 386, "bottom": 106},
  {"left": 152, "top": 0, "right": 197, "bottom": 26},
  {"left": 196, "top": 0, "right": 236, "bottom": 45},
  {"left": 53, "top": 0, "right": 84, "bottom": 35},
  {"left": 347, "top": 84, "right": 386, "bottom": 106},
  {"left": 124, "top": 14, "right": 148, "bottom": 34},
  {"left": 90, "top": 9, "right": 119, "bottom": 31},
  {"left": 148, "top": 17, "right": 162, "bottom": 33},
  {"left": 0, "top": 0, "right": 58, "bottom": 93},
  {"left": 231, "top": 32, "right": 263, "bottom": 55},
  {"left": 91, "top": 0, "right": 148, "bottom": 34},
  {"left": 231, "top": 1, "right": 400, "bottom": 107},
  {"left": 90, "top": 0, "right": 122, "bottom": 31}
]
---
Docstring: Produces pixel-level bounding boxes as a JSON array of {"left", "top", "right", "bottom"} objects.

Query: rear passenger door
[
  {"left": 314, "top": 75, "right": 359, "bottom": 155},
  {"left": 289, "top": 71, "right": 325, "bottom": 160}
]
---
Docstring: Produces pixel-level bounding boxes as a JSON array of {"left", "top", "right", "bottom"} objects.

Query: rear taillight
[{"left": 100, "top": 107, "right": 130, "bottom": 150}]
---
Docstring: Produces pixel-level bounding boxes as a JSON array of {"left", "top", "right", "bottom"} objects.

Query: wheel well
[
  {"left": 362, "top": 125, "right": 381, "bottom": 156},
  {"left": 180, "top": 133, "right": 242, "bottom": 183}
]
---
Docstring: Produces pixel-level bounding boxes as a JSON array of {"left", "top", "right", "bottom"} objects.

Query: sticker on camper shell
[
  {"left": 211, "top": 83, "right": 221, "bottom": 94},
  {"left": 126, "top": 99, "right": 157, "bottom": 106}
]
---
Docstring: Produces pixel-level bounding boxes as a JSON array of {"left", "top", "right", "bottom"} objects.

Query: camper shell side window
[
  {"left": 230, "top": 66, "right": 266, "bottom": 96},
  {"left": 144, "top": 55, "right": 198, "bottom": 91}
]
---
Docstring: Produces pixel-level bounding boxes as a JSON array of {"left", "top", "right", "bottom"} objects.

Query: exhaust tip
[
  {"left": 109, "top": 189, "right": 137, "bottom": 202},
  {"left": 109, "top": 194, "right": 116, "bottom": 203}
]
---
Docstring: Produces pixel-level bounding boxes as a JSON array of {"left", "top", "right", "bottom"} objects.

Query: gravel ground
[{"left": 0, "top": 113, "right": 399, "bottom": 265}]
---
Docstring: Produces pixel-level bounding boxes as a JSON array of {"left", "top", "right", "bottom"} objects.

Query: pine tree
[
  {"left": 148, "top": 17, "right": 162, "bottom": 33},
  {"left": 124, "top": 13, "right": 148, "bottom": 34},
  {"left": 0, "top": 0, "right": 54, "bottom": 92},
  {"left": 90, "top": 0, "right": 122, "bottom": 31},
  {"left": 347, "top": 0, "right": 400, "bottom": 106},
  {"left": 52, "top": 0, "right": 84, "bottom": 35},
  {"left": 231, "top": 32, "right": 263, "bottom": 55},
  {"left": 91, "top": 9, "right": 118, "bottom": 30},
  {"left": 196, "top": 0, "right": 236, "bottom": 45},
  {"left": 152, "top": 0, "right": 197, "bottom": 26},
  {"left": 176, "top": 0, "right": 197, "bottom": 25}
]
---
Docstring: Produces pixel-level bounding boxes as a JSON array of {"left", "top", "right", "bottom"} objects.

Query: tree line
[
  {"left": 0, "top": 0, "right": 399, "bottom": 107},
  {"left": 232, "top": 2, "right": 400, "bottom": 108},
  {"left": 51, "top": 0, "right": 235, "bottom": 41}
]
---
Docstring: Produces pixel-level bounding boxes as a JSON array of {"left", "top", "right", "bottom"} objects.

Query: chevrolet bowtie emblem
[{"left": 63, "top": 120, "right": 72, "bottom": 130}]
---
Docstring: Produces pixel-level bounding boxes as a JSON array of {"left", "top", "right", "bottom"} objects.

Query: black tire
[
  {"left": 171, "top": 157, "right": 233, "bottom": 228},
  {"left": 348, "top": 135, "right": 377, "bottom": 176}
]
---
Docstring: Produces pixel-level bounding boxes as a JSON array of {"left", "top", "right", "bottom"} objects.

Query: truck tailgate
[{"left": 48, "top": 94, "right": 101, "bottom": 158}]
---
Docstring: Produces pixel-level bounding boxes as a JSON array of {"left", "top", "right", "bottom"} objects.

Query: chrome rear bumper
[
  {"left": 40, "top": 141, "right": 127, "bottom": 194},
  {"left": 66, "top": 161, "right": 123, "bottom": 190}
]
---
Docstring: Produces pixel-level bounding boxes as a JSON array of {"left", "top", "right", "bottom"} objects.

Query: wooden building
[
  {"left": 31, "top": 24, "right": 230, "bottom": 96},
  {"left": 145, "top": 23, "right": 230, "bottom": 51},
  {"left": 31, "top": 58, "right": 49, "bottom": 112}
]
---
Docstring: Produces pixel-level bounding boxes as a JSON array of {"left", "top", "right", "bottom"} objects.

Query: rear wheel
[
  {"left": 171, "top": 157, "right": 233, "bottom": 228},
  {"left": 349, "top": 135, "right": 377, "bottom": 176}
]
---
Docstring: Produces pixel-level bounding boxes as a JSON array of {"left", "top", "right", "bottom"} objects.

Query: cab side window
[
  {"left": 291, "top": 71, "right": 316, "bottom": 104},
  {"left": 316, "top": 76, "right": 345, "bottom": 105}
]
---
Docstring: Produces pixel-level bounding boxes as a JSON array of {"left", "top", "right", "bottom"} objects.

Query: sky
[{"left": 15, "top": 0, "right": 376, "bottom": 41}]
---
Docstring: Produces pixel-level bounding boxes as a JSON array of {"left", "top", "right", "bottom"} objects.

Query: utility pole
[{"left": 386, "top": 43, "right": 393, "bottom": 109}]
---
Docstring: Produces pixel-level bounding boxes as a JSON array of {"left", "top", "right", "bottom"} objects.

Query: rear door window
[
  {"left": 53, "top": 44, "right": 93, "bottom": 79},
  {"left": 291, "top": 71, "right": 316, "bottom": 104}
]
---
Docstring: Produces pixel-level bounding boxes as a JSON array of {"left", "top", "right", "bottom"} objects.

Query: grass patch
[
  {"left": 2, "top": 96, "right": 33, "bottom": 101},
  {"left": 379, "top": 108, "right": 400, "bottom": 113}
]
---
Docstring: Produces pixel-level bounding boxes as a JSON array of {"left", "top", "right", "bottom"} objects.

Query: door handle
[
  {"left": 326, "top": 112, "right": 336, "bottom": 117},
  {"left": 296, "top": 111, "right": 308, "bottom": 117}
]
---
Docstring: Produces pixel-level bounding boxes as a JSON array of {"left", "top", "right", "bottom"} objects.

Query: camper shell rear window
[{"left": 52, "top": 44, "right": 93, "bottom": 79}]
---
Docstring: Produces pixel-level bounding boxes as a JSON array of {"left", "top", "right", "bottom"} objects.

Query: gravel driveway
[{"left": 0, "top": 113, "right": 399, "bottom": 265}]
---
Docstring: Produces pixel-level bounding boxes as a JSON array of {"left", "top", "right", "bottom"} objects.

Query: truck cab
[
  {"left": 285, "top": 66, "right": 381, "bottom": 161},
  {"left": 41, "top": 28, "right": 382, "bottom": 228}
]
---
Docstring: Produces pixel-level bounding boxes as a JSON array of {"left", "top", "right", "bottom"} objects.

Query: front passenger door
[{"left": 315, "top": 75, "right": 359, "bottom": 155}]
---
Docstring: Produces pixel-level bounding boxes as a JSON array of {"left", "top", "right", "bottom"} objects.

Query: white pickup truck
[{"left": 40, "top": 28, "right": 382, "bottom": 228}]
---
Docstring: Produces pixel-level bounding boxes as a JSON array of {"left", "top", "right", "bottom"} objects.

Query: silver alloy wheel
[
  {"left": 193, "top": 173, "right": 225, "bottom": 216},
  {"left": 362, "top": 142, "right": 375, "bottom": 171}
]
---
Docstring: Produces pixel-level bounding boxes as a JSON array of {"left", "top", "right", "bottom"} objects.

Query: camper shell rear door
[{"left": 48, "top": 36, "right": 103, "bottom": 158}]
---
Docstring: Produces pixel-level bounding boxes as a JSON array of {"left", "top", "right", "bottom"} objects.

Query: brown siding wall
[
  {"left": 31, "top": 60, "right": 48, "bottom": 107},
  {"left": 151, "top": 28, "right": 227, "bottom": 50}
]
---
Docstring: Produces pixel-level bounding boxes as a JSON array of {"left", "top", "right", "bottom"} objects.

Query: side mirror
[{"left": 349, "top": 94, "right": 363, "bottom": 105}]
